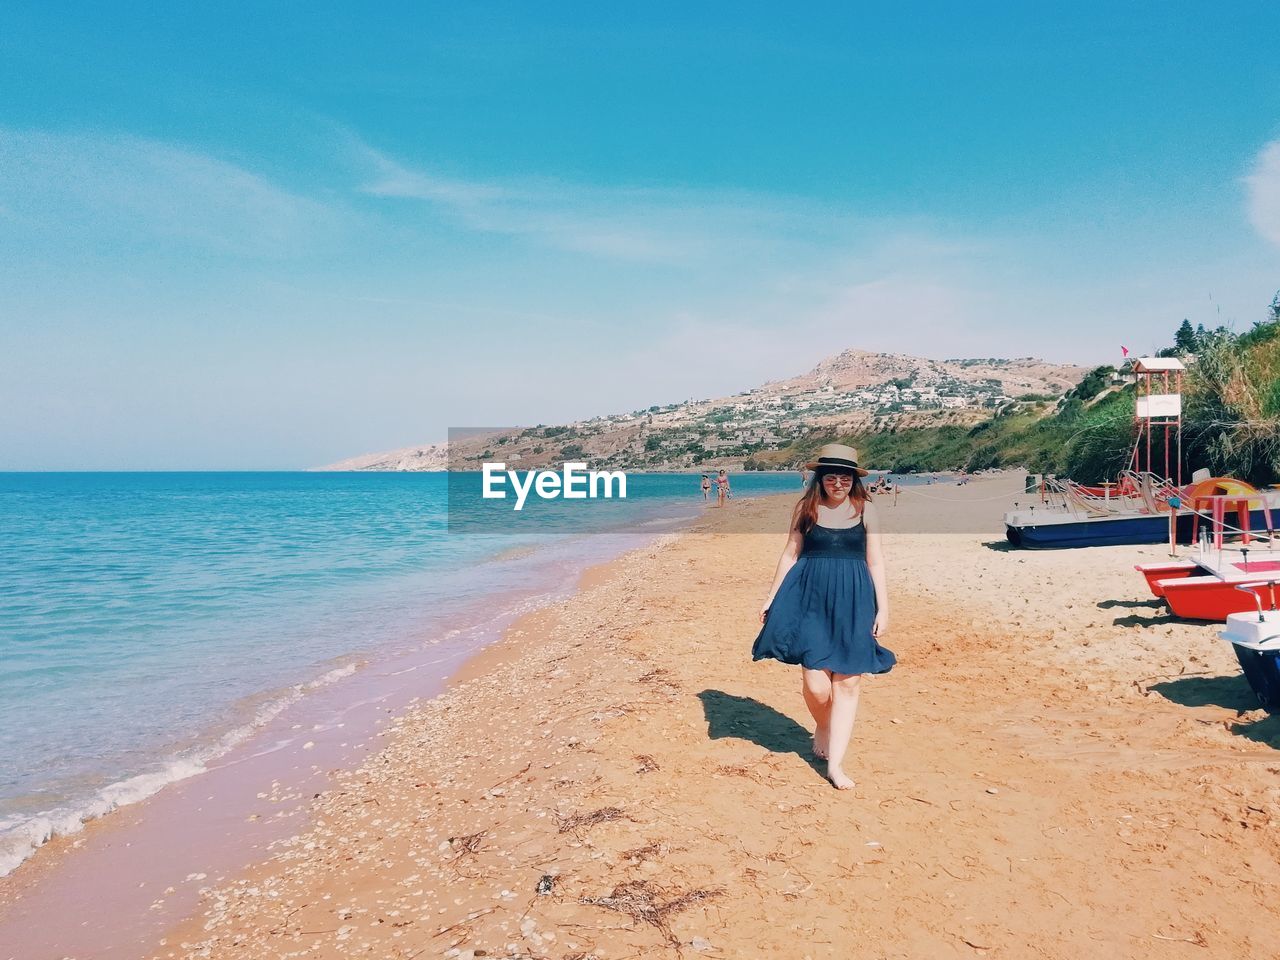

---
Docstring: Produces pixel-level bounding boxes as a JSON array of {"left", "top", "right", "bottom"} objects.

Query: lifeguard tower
[{"left": 1129, "top": 357, "right": 1184, "bottom": 486}]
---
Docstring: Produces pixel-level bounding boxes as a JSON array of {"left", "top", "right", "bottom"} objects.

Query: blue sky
[{"left": 2, "top": 3, "right": 1279, "bottom": 468}]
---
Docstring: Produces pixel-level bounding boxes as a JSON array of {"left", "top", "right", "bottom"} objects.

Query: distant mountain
[
  {"left": 315, "top": 350, "right": 1089, "bottom": 472},
  {"left": 320, "top": 443, "right": 449, "bottom": 472},
  {"left": 776, "top": 349, "right": 1086, "bottom": 396}
]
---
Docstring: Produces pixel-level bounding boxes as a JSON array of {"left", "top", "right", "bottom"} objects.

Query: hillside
[
  {"left": 322, "top": 443, "right": 449, "bottom": 472},
  {"left": 317, "top": 350, "right": 1088, "bottom": 472},
  {"left": 767, "top": 350, "right": 1084, "bottom": 396}
]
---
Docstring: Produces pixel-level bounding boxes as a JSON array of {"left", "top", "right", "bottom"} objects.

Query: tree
[
  {"left": 1239, "top": 290, "right": 1280, "bottom": 348},
  {"left": 1174, "top": 318, "right": 1197, "bottom": 354}
]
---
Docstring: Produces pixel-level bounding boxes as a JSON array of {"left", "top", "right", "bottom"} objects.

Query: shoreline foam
[{"left": 0, "top": 659, "right": 362, "bottom": 879}]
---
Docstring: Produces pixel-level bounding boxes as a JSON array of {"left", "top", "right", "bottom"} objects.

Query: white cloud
[
  {"left": 0, "top": 129, "right": 339, "bottom": 257},
  {"left": 360, "top": 146, "right": 508, "bottom": 207},
  {"left": 350, "top": 139, "right": 852, "bottom": 265},
  {"left": 1244, "top": 139, "right": 1280, "bottom": 247}
]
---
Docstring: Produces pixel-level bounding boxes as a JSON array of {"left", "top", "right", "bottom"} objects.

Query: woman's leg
[
  {"left": 826, "top": 673, "right": 863, "bottom": 790},
  {"left": 800, "top": 668, "right": 833, "bottom": 758}
]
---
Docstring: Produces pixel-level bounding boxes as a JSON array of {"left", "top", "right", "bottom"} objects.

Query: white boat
[{"left": 1220, "top": 593, "right": 1280, "bottom": 713}]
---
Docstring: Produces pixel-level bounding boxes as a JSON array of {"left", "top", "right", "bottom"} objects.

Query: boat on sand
[
  {"left": 1005, "top": 473, "right": 1280, "bottom": 550},
  {"left": 1220, "top": 591, "right": 1280, "bottom": 713}
]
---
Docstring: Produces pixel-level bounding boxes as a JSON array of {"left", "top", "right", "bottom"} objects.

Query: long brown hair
[{"left": 792, "top": 468, "right": 870, "bottom": 534}]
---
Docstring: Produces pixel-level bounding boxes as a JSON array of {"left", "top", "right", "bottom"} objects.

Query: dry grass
[
  {"left": 580, "top": 880, "right": 721, "bottom": 944},
  {"left": 556, "top": 806, "right": 626, "bottom": 834},
  {"left": 446, "top": 830, "right": 486, "bottom": 858},
  {"left": 621, "top": 841, "right": 665, "bottom": 863},
  {"left": 636, "top": 668, "right": 674, "bottom": 684}
]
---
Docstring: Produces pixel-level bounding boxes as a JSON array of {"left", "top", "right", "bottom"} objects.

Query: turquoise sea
[{"left": 0, "top": 470, "right": 805, "bottom": 875}]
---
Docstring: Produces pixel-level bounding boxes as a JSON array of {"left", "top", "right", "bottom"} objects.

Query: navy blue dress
[{"left": 752, "top": 522, "right": 896, "bottom": 676}]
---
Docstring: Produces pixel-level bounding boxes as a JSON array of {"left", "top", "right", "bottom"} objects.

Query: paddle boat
[
  {"left": 1160, "top": 573, "right": 1278, "bottom": 620},
  {"left": 1150, "top": 493, "right": 1280, "bottom": 620},
  {"left": 1005, "top": 474, "right": 1280, "bottom": 550},
  {"left": 1135, "top": 560, "right": 1200, "bottom": 597},
  {"left": 1220, "top": 585, "right": 1280, "bottom": 713},
  {"left": 1004, "top": 472, "right": 1172, "bottom": 548},
  {"left": 1158, "top": 549, "right": 1280, "bottom": 621}
]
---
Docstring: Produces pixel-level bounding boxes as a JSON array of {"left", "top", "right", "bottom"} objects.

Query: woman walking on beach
[
  {"left": 716, "top": 469, "right": 731, "bottom": 507},
  {"left": 753, "top": 444, "right": 894, "bottom": 790}
]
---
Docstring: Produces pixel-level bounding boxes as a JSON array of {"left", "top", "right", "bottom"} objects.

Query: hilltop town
[{"left": 319, "top": 349, "right": 1088, "bottom": 472}]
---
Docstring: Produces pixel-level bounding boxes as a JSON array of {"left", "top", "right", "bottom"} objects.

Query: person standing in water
[
  {"left": 700, "top": 474, "right": 712, "bottom": 501},
  {"left": 752, "top": 444, "right": 893, "bottom": 791},
  {"left": 716, "top": 469, "right": 731, "bottom": 507}
]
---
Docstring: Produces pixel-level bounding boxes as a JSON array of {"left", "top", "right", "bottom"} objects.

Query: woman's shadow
[{"left": 697, "top": 689, "right": 824, "bottom": 773}]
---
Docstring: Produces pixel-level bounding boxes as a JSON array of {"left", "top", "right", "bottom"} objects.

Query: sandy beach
[{"left": 9, "top": 474, "right": 1280, "bottom": 959}]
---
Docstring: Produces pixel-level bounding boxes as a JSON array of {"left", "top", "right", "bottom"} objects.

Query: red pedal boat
[
  {"left": 1135, "top": 561, "right": 1200, "bottom": 597},
  {"left": 1159, "top": 575, "right": 1278, "bottom": 621}
]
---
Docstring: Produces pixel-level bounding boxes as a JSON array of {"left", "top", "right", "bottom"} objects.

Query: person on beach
[
  {"left": 716, "top": 469, "right": 731, "bottom": 506},
  {"left": 752, "top": 443, "right": 894, "bottom": 791},
  {"left": 701, "top": 474, "right": 712, "bottom": 500}
]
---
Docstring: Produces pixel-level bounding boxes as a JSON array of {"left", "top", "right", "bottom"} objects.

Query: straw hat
[{"left": 805, "top": 443, "right": 869, "bottom": 476}]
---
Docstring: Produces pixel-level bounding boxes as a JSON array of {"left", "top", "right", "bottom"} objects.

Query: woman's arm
[
  {"left": 760, "top": 526, "right": 803, "bottom": 622},
  {"left": 863, "top": 501, "right": 889, "bottom": 637}
]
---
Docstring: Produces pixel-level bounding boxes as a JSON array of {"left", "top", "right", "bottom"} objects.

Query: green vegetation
[
  {"left": 746, "top": 378, "right": 1133, "bottom": 479},
  {"left": 1065, "top": 365, "right": 1115, "bottom": 401},
  {"left": 1180, "top": 317, "right": 1280, "bottom": 484},
  {"left": 856, "top": 391, "right": 1133, "bottom": 480}
]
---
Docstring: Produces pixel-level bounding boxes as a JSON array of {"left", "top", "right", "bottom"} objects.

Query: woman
[
  {"left": 752, "top": 444, "right": 894, "bottom": 790},
  {"left": 716, "top": 469, "right": 731, "bottom": 507},
  {"left": 701, "top": 474, "right": 712, "bottom": 501}
]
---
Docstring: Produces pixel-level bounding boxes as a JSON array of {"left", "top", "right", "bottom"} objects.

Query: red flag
[{"left": 1121, "top": 345, "right": 1129, "bottom": 358}]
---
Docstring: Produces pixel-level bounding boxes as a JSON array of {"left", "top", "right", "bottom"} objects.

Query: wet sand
[
  {"left": 14, "top": 474, "right": 1280, "bottom": 958},
  {"left": 0, "top": 538, "right": 656, "bottom": 960}
]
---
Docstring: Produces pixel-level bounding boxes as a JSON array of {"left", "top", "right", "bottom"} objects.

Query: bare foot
[
  {"left": 827, "top": 765, "right": 855, "bottom": 790},
  {"left": 812, "top": 726, "right": 829, "bottom": 760}
]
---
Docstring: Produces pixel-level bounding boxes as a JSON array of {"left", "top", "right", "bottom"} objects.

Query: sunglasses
[{"left": 821, "top": 473, "right": 855, "bottom": 485}]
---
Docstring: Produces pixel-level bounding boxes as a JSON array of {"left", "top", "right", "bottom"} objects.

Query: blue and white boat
[
  {"left": 1004, "top": 508, "right": 1184, "bottom": 548},
  {"left": 1004, "top": 472, "right": 1280, "bottom": 549}
]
